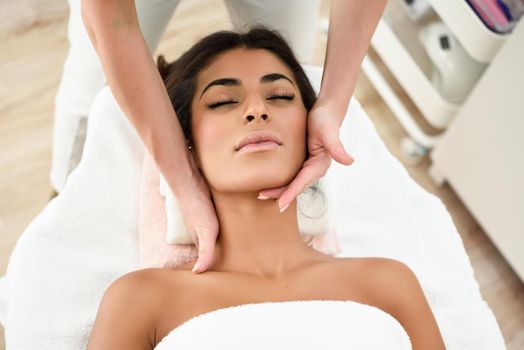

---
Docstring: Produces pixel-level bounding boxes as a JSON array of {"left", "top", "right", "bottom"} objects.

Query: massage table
[{"left": 0, "top": 65, "right": 505, "bottom": 349}]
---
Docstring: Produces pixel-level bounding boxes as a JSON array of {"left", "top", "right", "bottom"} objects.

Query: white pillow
[{"left": 158, "top": 175, "right": 333, "bottom": 245}]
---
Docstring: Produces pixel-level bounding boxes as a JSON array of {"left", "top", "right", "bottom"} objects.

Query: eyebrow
[{"left": 199, "top": 73, "right": 295, "bottom": 100}]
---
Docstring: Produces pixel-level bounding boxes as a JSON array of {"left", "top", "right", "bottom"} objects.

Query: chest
[{"left": 154, "top": 264, "right": 373, "bottom": 346}]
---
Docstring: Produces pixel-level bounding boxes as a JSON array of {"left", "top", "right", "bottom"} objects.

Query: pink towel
[
  {"left": 138, "top": 153, "right": 341, "bottom": 269},
  {"left": 138, "top": 153, "right": 197, "bottom": 269}
]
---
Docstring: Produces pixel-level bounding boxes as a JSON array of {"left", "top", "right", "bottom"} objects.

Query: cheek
[
  {"left": 192, "top": 118, "right": 229, "bottom": 179},
  {"left": 196, "top": 120, "right": 221, "bottom": 150},
  {"left": 262, "top": 110, "right": 307, "bottom": 188},
  {"left": 288, "top": 110, "right": 308, "bottom": 159}
]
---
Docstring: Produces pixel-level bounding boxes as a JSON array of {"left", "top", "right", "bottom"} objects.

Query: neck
[{"left": 209, "top": 191, "right": 314, "bottom": 279}]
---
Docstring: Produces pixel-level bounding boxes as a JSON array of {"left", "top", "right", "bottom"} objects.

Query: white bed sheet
[{"left": 0, "top": 65, "right": 505, "bottom": 349}]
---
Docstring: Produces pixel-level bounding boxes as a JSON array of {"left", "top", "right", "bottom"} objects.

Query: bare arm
[
  {"left": 87, "top": 270, "right": 160, "bottom": 349},
  {"left": 368, "top": 258, "right": 447, "bottom": 349},
  {"left": 319, "top": 0, "right": 387, "bottom": 118},
  {"left": 80, "top": 0, "right": 194, "bottom": 196},
  {"left": 80, "top": 0, "right": 220, "bottom": 274},
  {"left": 264, "top": 1, "right": 387, "bottom": 209}
]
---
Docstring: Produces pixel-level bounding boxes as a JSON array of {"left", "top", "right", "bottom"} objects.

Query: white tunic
[{"left": 154, "top": 300, "right": 412, "bottom": 349}]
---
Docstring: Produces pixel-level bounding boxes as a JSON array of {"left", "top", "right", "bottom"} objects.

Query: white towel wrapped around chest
[{"left": 154, "top": 300, "right": 412, "bottom": 350}]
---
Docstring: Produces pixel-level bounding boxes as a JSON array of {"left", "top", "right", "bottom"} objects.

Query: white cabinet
[
  {"left": 429, "top": 0, "right": 508, "bottom": 62},
  {"left": 362, "top": 0, "right": 524, "bottom": 281},
  {"left": 429, "top": 19, "right": 524, "bottom": 282},
  {"left": 362, "top": 0, "right": 514, "bottom": 161}
]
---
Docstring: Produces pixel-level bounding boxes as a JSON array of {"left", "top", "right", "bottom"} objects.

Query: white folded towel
[
  {"left": 154, "top": 300, "right": 412, "bottom": 350},
  {"left": 159, "top": 175, "right": 333, "bottom": 245}
]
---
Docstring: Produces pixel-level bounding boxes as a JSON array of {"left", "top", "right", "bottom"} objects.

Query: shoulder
[
  {"left": 333, "top": 256, "right": 411, "bottom": 280},
  {"left": 350, "top": 257, "right": 426, "bottom": 316},
  {"left": 103, "top": 268, "right": 186, "bottom": 320},
  {"left": 335, "top": 257, "right": 419, "bottom": 290},
  {"left": 359, "top": 257, "right": 418, "bottom": 291},
  {"left": 106, "top": 268, "right": 167, "bottom": 298},
  {"left": 88, "top": 268, "right": 167, "bottom": 350},
  {"left": 352, "top": 257, "right": 446, "bottom": 349}
]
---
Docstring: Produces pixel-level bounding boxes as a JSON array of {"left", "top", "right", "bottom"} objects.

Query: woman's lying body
[
  {"left": 120, "top": 255, "right": 433, "bottom": 348},
  {"left": 87, "top": 27, "right": 446, "bottom": 350}
]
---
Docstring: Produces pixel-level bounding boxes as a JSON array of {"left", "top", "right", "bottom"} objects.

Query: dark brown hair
[{"left": 156, "top": 25, "right": 317, "bottom": 147}]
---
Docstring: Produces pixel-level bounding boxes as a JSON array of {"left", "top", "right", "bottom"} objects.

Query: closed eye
[
  {"left": 206, "top": 93, "right": 295, "bottom": 109},
  {"left": 267, "top": 93, "right": 294, "bottom": 101},
  {"left": 207, "top": 98, "right": 237, "bottom": 109}
]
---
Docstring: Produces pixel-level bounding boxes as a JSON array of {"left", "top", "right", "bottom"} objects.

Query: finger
[
  {"left": 192, "top": 230, "right": 217, "bottom": 273},
  {"left": 277, "top": 165, "right": 319, "bottom": 211},
  {"left": 322, "top": 129, "right": 353, "bottom": 165},
  {"left": 330, "top": 139, "right": 354, "bottom": 165},
  {"left": 258, "top": 186, "right": 287, "bottom": 199}
]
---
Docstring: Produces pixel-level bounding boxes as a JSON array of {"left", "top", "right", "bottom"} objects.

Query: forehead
[{"left": 196, "top": 48, "right": 295, "bottom": 87}]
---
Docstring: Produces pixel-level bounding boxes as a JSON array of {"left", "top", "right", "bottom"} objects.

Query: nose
[{"left": 242, "top": 95, "right": 270, "bottom": 124}]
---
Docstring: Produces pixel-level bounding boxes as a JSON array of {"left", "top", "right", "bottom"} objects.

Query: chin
[
  {"left": 213, "top": 166, "right": 299, "bottom": 193},
  {"left": 205, "top": 153, "right": 305, "bottom": 192}
]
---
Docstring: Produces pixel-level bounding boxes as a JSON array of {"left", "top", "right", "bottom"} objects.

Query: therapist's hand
[
  {"left": 176, "top": 150, "right": 219, "bottom": 274},
  {"left": 258, "top": 101, "right": 354, "bottom": 211}
]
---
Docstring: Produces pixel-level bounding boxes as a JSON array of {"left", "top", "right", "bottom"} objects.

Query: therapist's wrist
[
  {"left": 313, "top": 96, "right": 350, "bottom": 126},
  {"left": 165, "top": 148, "right": 201, "bottom": 198},
  {"left": 316, "top": 77, "right": 356, "bottom": 117}
]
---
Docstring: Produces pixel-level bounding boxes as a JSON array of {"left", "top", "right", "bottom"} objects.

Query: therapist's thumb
[
  {"left": 327, "top": 136, "right": 354, "bottom": 166},
  {"left": 192, "top": 231, "right": 216, "bottom": 273}
]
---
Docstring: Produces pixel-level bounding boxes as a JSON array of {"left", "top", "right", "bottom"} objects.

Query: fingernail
[
  {"left": 192, "top": 261, "right": 201, "bottom": 273},
  {"left": 279, "top": 203, "right": 289, "bottom": 213},
  {"left": 258, "top": 195, "right": 270, "bottom": 200}
]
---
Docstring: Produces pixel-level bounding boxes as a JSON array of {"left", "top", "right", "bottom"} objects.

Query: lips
[{"left": 235, "top": 130, "right": 283, "bottom": 151}]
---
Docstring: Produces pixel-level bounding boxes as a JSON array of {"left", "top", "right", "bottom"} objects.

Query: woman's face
[{"left": 190, "top": 48, "right": 307, "bottom": 193}]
